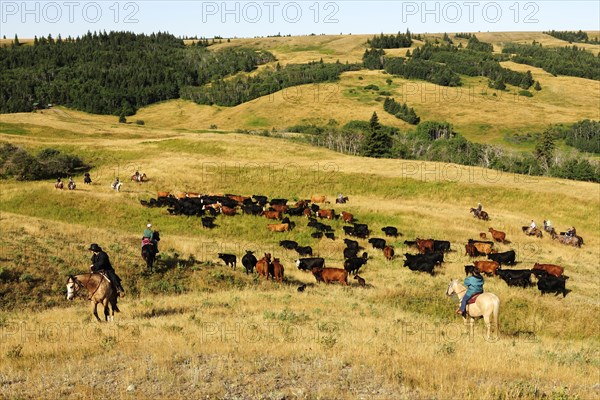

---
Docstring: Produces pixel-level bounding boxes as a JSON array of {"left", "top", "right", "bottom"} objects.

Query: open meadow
[{"left": 0, "top": 104, "right": 599, "bottom": 399}]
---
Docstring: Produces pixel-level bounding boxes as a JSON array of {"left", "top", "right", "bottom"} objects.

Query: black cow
[
  {"left": 537, "top": 273, "right": 568, "bottom": 297},
  {"left": 343, "top": 226, "right": 355, "bottom": 236},
  {"left": 406, "top": 261, "right": 435, "bottom": 275},
  {"left": 343, "top": 247, "right": 359, "bottom": 259},
  {"left": 270, "top": 198, "right": 288, "bottom": 206},
  {"left": 218, "top": 253, "right": 236, "bottom": 270},
  {"left": 241, "top": 251, "right": 257, "bottom": 274},
  {"left": 324, "top": 232, "right": 335, "bottom": 240},
  {"left": 487, "top": 250, "right": 516, "bottom": 265},
  {"left": 279, "top": 240, "right": 298, "bottom": 250},
  {"left": 344, "top": 252, "right": 368, "bottom": 274},
  {"left": 311, "top": 231, "right": 323, "bottom": 239},
  {"left": 252, "top": 195, "right": 268, "bottom": 206},
  {"left": 403, "top": 240, "right": 418, "bottom": 249},
  {"left": 404, "top": 252, "right": 444, "bottom": 267},
  {"left": 295, "top": 246, "right": 313, "bottom": 256},
  {"left": 344, "top": 239, "right": 359, "bottom": 250},
  {"left": 287, "top": 206, "right": 305, "bottom": 216},
  {"left": 496, "top": 268, "right": 531, "bottom": 288},
  {"left": 381, "top": 226, "right": 399, "bottom": 237},
  {"left": 433, "top": 240, "right": 451, "bottom": 253},
  {"left": 368, "top": 238, "right": 386, "bottom": 250},
  {"left": 353, "top": 223, "right": 370, "bottom": 239},
  {"left": 296, "top": 257, "right": 325, "bottom": 271},
  {"left": 310, "top": 203, "right": 320, "bottom": 213},
  {"left": 242, "top": 204, "right": 263, "bottom": 216},
  {"left": 201, "top": 216, "right": 216, "bottom": 229}
]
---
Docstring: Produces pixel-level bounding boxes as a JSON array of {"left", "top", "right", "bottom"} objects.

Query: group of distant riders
[{"left": 55, "top": 171, "right": 145, "bottom": 192}]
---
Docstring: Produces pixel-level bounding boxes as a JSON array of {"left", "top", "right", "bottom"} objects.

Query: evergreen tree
[
  {"left": 534, "top": 129, "right": 556, "bottom": 170},
  {"left": 362, "top": 112, "right": 392, "bottom": 158},
  {"left": 534, "top": 81, "right": 542, "bottom": 91}
]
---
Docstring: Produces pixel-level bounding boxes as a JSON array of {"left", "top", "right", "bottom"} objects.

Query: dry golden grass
[{"left": 1, "top": 108, "right": 599, "bottom": 399}]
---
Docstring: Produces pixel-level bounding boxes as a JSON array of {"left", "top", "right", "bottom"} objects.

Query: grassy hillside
[{"left": 0, "top": 108, "right": 599, "bottom": 399}]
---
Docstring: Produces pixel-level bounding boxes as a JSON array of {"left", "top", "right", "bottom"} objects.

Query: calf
[
  {"left": 341, "top": 211, "right": 354, "bottom": 223},
  {"left": 416, "top": 238, "right": 434, "bottom": 254},
  {"left": 256, "top": 253, "right": 272, "bottom": 279},
  {"left": 295, "top": 246, "right": 313, "bottom": 257},
  {"left": 487, "top": 250, "right": 516, "bottom": 265},
  {"left": 271, "top": 258, "right": 284, "bottom": 282},
  {"left": 218, "top": 253, "right": 236, "bottom": 270},
  {"left": 368, "top": 238, "right": 387, "bottom": 250},
  {"left": 496, "top": 268, "right": 532, "bottom": 288},
  {"left": 344, "top": 252, "right": 368, "bottom": 275},
  {"left": 473, "top": 260, "right": 500, "bottom": 276},
  {"left": 381, "top": 226, "right": 399, "bottom": 237},
  {"left": 279, "top": 240, "right": 298, "bottom": 250},
  {"left": 537, "top": 273, "right": 568, "bottom": 297},
  {"left": 479, "top": 232, "right": 487, "bottom": 239},
  {"left": 354, "top": 275, "right": 366, "bottom": 287},
  {"left": 488, "top": 227, "right": 506, "bottom": 243},
  {"left": 296, "top": 257, "right": 325, "bottom": 271},
  {"left": 383, "top": 246, "right": 395, "bottom": 261},
  {"left": 532, "top": 263, "right": 564, "bottom": 278},
  {"left": 311, "top": 267, "right": 348, "bottom": 285},
  {"left": 241, "top": 251, "right": 257, "bottom": 275},
  {"left": 267, "top": 223, "right": 290, "bottom": 232}
]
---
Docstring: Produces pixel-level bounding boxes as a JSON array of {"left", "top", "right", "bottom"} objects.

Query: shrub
[
  {"left": 364, "top": 84, "right": 380, "bottom": 91},
  {"left": 519, "top": 90, "right": 533, "bottom": 97},
  {"left": 135, "top": 120, "right": 145, "bottom": 125}
]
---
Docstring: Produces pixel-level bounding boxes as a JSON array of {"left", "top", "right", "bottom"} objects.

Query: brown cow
[
  {"left": 317, "top": 209, "right": 335, "bottom": 219},
  {"left": 311, "top": 195, "right": 327, "bottom": 203},
  {"left": 474, "top": 260, "right": 500, "bottom": 276},
  {"left": 157, "top": 191, "right": 170, "bottom": 198},
  {"left": 488, "top": 228, "right": 506, "bottom": 243},
  {"left": 220, "top": 205, "right": 237, "bottom": 216},
  {"left": 416, "top": 238, "right": 434, "bottom": 254},
  {"left": 227, "top": 194, "right": 250, "bottom": 204},
  {"left": 262, "top": 210, "right": 282, "bottom": 220},
  {"left": 473, "top": 242, "right": 494, "bottom": 255},
  {"left": 271, "top": 204, "right": 289, "bottom": 213},
  {"left": 465, "top": 243, "right": 479, "bottom": 257},
  {"left": 267, "top": 223, "right": 290, "bottom": 232},
  {"left": 256, "top": 253, "right": 272, "bottom": 279},
  {"left": 311, "top": 267, "right": 348, "bottom": 285},
  {"left": 532, "top": 263, "right": 564, "bottom": 278},
  {"left": 383, "top": 246, "right": 394, "bottom": 261},
  {"left": 271, "top": 258, "right": 284, "bottom": 282},
  {"left": 341, "top": 211, "right": 354, "bottom": 223},
  {"left": 303, "top": 208, "right": 312, "bottom": 218}
]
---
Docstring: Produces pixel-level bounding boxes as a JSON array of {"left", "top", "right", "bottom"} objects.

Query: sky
[{"left": 1, "top": 0, "right": 599, "bottom": 39}]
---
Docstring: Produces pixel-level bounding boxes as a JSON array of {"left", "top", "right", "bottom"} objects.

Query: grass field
[{"left": 0, "top": 102, "right": 599, "bottom": 399}]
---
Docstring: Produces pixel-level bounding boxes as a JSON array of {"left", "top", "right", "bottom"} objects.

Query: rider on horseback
[
  {"left": 528, "top": 220, "right": 537, "bottom": 235},
  {"left": 89, "top": 243, "right": 125, "bottom": 297},
  {"left": 142, "top": 223, "right": 159, "bottom": 254},
  {"left": 473, "top": 203, "right": 482, "bottom": 218},
  {"left": 456, "top": 265, "right": 484, "bottom": 317}
]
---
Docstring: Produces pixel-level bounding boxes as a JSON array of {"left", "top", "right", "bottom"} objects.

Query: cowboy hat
[{"left": 88, "top": 243, "right": 102, "bottom": 252}]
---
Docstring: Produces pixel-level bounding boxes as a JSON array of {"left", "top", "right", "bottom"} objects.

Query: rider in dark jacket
[{"left": 89, "top": 243, "right": 124, "bottom": 296}]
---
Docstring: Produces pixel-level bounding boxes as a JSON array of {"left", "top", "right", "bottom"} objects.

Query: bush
[
  {"left": 519, "top": 90, "right": 533, "bottom": 97},
  {"left": 364, "top": 84, "right": 380, "bottom": 91},
  {"left": 135, "top": 120, "right": 145, "bottom": 125}
]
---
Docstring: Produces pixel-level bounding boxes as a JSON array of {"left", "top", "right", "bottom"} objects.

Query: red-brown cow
[
  {"left": 272, "top": 258, "right": 284, "bottom": 282},
  {"left": 311, "top": 195, "right": 327, "bottom": 203},
  {"left": 267, "top": 223, "right": 290, "bottom": 232},
  {"left": 227, "top": 194, "right": 250, "bottom": 204},
  {"left": 262, "top": 210, "right": 282, "bottom": 220},
  {"left": 311, "top": 267, "right": 348, "bottom": 285},
  {"left": 317, "top": 209, "right": 335, "bottom": 219},
  {"left": 488, "top": 227, "right": 506, "bottom": 243},
  {"left": 341, "top": 211, "right": 354, "bottom": 223},
  {"left": 383, "top": 246, "right": 395, "bottom": 261},
  {"left": 532, "top": 263, "right": 564, "bottom": 278},
  {"left": 416, "top": 238, "right": 434, "bottom": 254},
  {"left": 474, "top": 260, "right": 500, "bottom": 276},
  {"left": 270, "top": 204, "right": 289, "bottom": 213},
  {"left": 473, "top": 242, "right": 494, "bottom": 255},
  {"left": 220, "top": 205, "right": 237, "bottom": 216},
  {"left": 256, "top": 253, "right": 272, "bottom": 280}
]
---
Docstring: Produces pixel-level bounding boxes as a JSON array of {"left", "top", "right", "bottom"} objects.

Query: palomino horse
[
  {"left": 446, "top": 279, "right": 500, "bottom": 341},
  {"left": 141, "top": 231, "right": 160, "bottom": 271},
  {"left": 66, "top": 274, "right": 120, "bottom": 322},
  {"left": 470, "top": 208, "right": 489, "bottom": 221},
  {"left": 131, "top": 173, "right": 147, "bottom": 182}
]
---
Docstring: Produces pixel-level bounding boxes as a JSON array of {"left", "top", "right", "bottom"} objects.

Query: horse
[
  {"left": 522, "top": 226, "right": 543, "bottom": 238},
  {"left": 55, "top": 181, "right": 64, "bottom": 190},
  {"left": 66, "top": 274, "right": 120, "bottom": 322},
  {"left": 470, "top": 208, "right": 489, "bottom": 221},
  {"left": 141, "top": 231, "right": 160, "bottom": 271},
  {"left": 131, "top": 173, "right": 147, "bottom": 182},
  {"left": 551, "top": 231, "right": 582, "bottom": 247},
  {"left": 111, "top": 181, "right": 122, "bottom": 192},
  {"left": 446, "top": 279, "right": 500, "bottom": 341},
  {"left": 68, "top": 181, "right": 76, "bottom": 190},
  {"left": 336, "top": 196, "right": 349, "bottom": 204},
  {"left": 84, "top": 174, "right": 92, "bottom": 184}
]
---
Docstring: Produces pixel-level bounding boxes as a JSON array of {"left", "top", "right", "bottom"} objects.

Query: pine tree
[
  {"left": 535, "top": 129, "right": 556, "bottom": 170},
  {"left": 534, "top": 81, "right": 542, "bottom": 91},
  {"left": 362, "top": 112, "right": 391, "bottom": 158}
]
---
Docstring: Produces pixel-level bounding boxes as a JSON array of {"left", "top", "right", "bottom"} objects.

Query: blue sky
[{"left": 1, "top": 1, "right": 599, "bottom": 38}]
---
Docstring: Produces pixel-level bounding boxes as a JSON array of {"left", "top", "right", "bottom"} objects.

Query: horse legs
[{"left": 92, "top": 301, "right": 101, "bottom": 322}]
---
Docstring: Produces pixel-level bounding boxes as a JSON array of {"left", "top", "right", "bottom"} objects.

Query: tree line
[
  {"left": 0, "top": 143, "right": 88, "bottom": 180},
  {"left": 181, "top": 60, "right": 361, "bottom": 107},
  {"left": 383, "top": 97, "right": 420, "bottom": 125},
  {"left": 544, "top": 30, "right": 599, "bottom": 44},
  {"left": 502, "top": 42, "right": 600, "bottom": 81},
  {"left": 0, "top": 31, "right": 275, "bottom": 114},
  {"left": 366, "top": 30, "right": 416, "bottom": 48}
]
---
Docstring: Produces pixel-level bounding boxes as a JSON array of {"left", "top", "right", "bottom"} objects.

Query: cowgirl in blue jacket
[{"left": 456, "top": 265, "right": 484, "bottom": 316}]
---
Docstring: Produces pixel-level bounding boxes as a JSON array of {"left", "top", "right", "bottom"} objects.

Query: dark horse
[
  {"left": 142, "top": 231, "right": 160, "bottom": 271},
  {"left": 470, "top": 208, "right": 489, "bottom": 221}
]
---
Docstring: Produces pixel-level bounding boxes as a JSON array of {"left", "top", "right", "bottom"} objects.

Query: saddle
[
  {"left": 467, "top": 293, "right": 482, "bottom": 304},
  {"left": 141, "top": 238, "right": 153, "bottom": 247}
]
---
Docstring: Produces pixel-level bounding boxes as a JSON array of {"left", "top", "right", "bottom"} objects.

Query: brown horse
[
  {"left": 131, "top": 173, "right": 147, "bottom": 182},
  {"left": 470, "top": 208, "right": 489, "bottom": 221},
  {"left": 551, "top": 231, "right": 582, "bottom": 247},
  {"left": 66, "top": 274, "right": 120, "bottom": 322},
  {"left": 522, "top": 226, "right": 543, "bottom": 238},
  {"left": 55, "top": 181, "right": 64, "bottom": 190}
]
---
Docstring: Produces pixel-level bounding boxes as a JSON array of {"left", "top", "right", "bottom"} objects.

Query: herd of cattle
[{"left": 140, "top": 192, "right": 569, "bottom": 297}]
